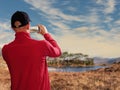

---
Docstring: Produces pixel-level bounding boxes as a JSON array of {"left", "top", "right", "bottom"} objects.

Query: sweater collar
[{"left": 15, "top": 32, "right": 31, "bottom": 41}]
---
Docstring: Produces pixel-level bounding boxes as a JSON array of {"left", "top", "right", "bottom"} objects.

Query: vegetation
[
  {"left": 47, "top": 52, "right": 94, "bottom": 67},
  {"left": 0, "top": 57, "right": 120, "bottom": 90}
]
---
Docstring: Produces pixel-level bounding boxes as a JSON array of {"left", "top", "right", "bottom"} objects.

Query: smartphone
[{"left": 30, "top": 26, "right": 40, "bottom": 33}]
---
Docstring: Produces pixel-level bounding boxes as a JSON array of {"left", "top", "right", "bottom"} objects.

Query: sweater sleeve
[
  {"left": 43, "top": 33, "right": 61, "bottom": 57},
  {"left": 2, "top": 45, "right": 7, "bottom": 61}
]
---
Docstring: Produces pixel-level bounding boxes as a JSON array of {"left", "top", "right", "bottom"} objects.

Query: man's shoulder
[
  {"left": 2, "top": 44, "right": 8, "bottom": 52},
  {"left": 31, "top": 39, "right": 48, "bottom": 44},
  {"left": 2, "top": 41, "right": 14, "bottom": 49},
  {"left": 2, "top": 42, "right": 12, "bottom": 48}
]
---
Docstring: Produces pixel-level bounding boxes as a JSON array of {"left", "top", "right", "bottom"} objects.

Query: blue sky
[{"left": 0, "top": 0, "right": 120, "bottom": 58}]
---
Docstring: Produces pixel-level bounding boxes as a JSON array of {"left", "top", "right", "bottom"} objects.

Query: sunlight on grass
[{"left": 0, "top": 57, "right": 120, "bottom": 90}]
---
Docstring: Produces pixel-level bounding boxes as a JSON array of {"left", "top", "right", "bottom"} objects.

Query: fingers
[{"left": 37, "top": 24, "right": 48, "bottom": 35}]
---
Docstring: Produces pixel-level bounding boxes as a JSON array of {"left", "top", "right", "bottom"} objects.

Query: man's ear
[{"left": 26, "top": 23, "right": 30, "bottom": 29}]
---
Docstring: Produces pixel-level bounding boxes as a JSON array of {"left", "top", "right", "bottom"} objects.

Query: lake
[{"left": 48, "top": 66, "right": 106, "bottom": 72}]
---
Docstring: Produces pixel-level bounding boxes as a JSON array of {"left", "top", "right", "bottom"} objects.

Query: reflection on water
[{"left": 48, "top": 66, "right": 106, "bottom": 72}]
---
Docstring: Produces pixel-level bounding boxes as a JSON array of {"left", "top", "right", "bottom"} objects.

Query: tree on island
[{"left": 47, "top": 51, "right": 94, "bottom": 67}]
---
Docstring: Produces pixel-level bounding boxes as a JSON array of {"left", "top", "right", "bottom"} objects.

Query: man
[{"left": 2, "top": 11, "right": 61, "bottom": 90}]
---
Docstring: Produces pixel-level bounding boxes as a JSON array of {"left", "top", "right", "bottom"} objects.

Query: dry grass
[
  {"left": 49, "top": 66, "right": 120, "bottom": 90},
  {"left": 0, "top": 57, "right": 120, "bottom": 90}
]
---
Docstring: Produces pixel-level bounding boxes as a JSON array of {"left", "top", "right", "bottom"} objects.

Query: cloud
[
  {"left": 0, "top": 21, "right": 11, "bottom": 32},
  {"left": 114, "top": 19, "right": 120, "bottom": 25},
  {"left": 25, "top": 0, "right": 81, "bottom": 21},
  {"left": 104, "top": 0, "right": 116, "bottom": 14},
  {"left": 74, "top": 27, "right": 89, "bottom": 32},
  {"left": 67, "top": 6, "right": 77, "bottom": 12},
  {"left": 0, "top": 21, "right": 14, "bottom": 47},
  {"left": 0, "top": 0, "right": 119, "bottom": 58},
  {"left": 95, "top": 0, "right": 116, "bottom": 14},
  {"left": 24, "top": 0, "right": 103, "bottom": 34},
  {"left": 86, "top": 10, "right": 100, "bottom": 24},
  {"left": 24, "top": 0, "right": 83, "bottom": 33},
  {"left": 104, "top": 16, "right": 113, "bottom": 23},
  {"left": 24, "top": 0, "right": 120, "bottom": 57},
  {"left": 58, "top": 30, "right": 120, "bottom": 58}
]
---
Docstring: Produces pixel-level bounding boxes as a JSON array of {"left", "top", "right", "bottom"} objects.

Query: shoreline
[
  {"left": 0, "top": 59, "right": 120, "bottom": 90},
  {"left": 48, "top": 64, "right": 100, "bottom": 68},
  {"left": 49, "top": 62, "right": 120, "bottom": 90}
]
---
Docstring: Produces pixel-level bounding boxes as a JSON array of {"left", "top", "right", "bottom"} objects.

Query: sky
[{"left": 0, "top": 0, "right": 120, "bottom": 58}]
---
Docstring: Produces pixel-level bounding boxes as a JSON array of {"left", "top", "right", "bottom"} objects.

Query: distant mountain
[{"left": 94, "top": 57, "right": 120, "bottom": 65}]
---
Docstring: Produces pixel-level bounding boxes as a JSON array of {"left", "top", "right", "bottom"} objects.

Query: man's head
[
  {"left": 11, "top": 11, "right": 31, "bottom": 28},
  {"left": 11, "top": 11, "right": 31, "bottom": 32}
]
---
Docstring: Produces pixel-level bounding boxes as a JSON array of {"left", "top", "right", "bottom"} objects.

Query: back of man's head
[{"left": 11, "top": 11, "right": 31, "bottom": 28}]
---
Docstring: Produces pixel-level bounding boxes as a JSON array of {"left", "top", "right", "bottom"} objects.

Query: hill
[{"left": 94, "top": 57, "right": 120, "bottom": 65}]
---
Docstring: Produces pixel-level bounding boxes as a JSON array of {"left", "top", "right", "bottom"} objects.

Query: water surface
[{"left": 48, "top": 66, "right": 105, "bottom": 72}]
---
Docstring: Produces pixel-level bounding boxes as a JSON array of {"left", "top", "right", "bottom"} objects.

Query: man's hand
[{"left": 37, "top": 24, "right": 48, "bottom": 35}]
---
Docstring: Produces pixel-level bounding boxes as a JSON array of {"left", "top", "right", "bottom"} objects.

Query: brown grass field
[{"left": 0, "top": 57, "right": 120, "bottom": 90}]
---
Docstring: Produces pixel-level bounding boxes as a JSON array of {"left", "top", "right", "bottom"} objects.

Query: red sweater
[{"left": 2, "top": 32, "right": 61, "bottom": 90}]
